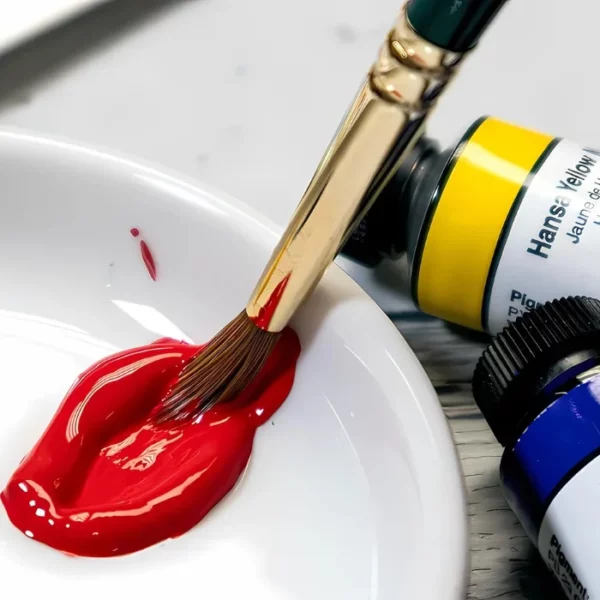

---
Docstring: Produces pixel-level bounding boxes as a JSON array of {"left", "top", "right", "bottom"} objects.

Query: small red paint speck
[
  {"left": 130, "top": 228, "right": 140, "bottom": 238},
  {"left": 140, "top": 240, "right": 157, "bottom": 281}
]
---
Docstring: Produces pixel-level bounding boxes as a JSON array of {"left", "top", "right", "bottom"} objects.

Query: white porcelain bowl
[{"left": 0, "top": 130, "right": 468, "bottom": 599}]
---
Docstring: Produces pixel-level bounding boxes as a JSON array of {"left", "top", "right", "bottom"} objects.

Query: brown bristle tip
[{"left": 154, "top": 310, "right": 281, "bottom": 423}]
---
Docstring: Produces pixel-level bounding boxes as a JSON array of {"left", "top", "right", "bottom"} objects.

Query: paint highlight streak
[{"left": 250, "top": 274, "right": 291, "bottom": 330}]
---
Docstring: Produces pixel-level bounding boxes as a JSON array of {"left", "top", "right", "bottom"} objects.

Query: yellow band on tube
[{"left": 416, "top": 117, "right": 554, "bottom": 330}]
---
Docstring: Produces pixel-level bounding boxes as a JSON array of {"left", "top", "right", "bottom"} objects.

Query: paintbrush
[{"left": 155, "top": 0, "right": 508, "bottom": 422}]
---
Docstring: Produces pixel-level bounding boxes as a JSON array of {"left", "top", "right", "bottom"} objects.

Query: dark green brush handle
[{"left": 406, "top": 0, "right": 508, "bottom": 52}]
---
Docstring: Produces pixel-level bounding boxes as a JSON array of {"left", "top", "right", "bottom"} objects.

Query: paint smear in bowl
[{"left": 1, "top": 328, "right": 300, "bottom": 557}]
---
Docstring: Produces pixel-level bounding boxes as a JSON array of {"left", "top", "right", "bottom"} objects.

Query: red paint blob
[
  {"left": 130, "top": 228, "right": 140, "bottom": 238},
  {"left": 140, "top": 240, "right": 157, "bottom": 281},
  {"left": 251, "top": 274, "right": 291, "bottom": 330},
  {"left": 1, "top": 329, "right": 300, "bottom": 557}
]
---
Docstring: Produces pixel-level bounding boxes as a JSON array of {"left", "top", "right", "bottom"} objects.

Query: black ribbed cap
[{"left": 472, "top": 297, "right": 600, "bottom": 446}]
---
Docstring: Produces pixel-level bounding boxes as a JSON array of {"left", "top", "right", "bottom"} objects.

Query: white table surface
[{"left": 0, "top": 0, "right": 596, "bottom": 597}]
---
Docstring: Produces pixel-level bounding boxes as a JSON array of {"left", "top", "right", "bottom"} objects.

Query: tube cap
[
  {"left": 472, "top": 296, "right": 600, "bottom": 446},
  {"left": 406, "top": 0, "right": 508, "bottom": 53}
]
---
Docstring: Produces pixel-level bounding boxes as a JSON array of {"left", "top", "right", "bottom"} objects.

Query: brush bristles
[{"left": 154, "top": 311, "right": 281, "bottom": 423}]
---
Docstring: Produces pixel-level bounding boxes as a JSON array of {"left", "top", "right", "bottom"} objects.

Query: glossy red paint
[
  {"left": 250, "top": 274, "right": 291, "bottom": 330},
  {"left": 1, "top": 328, "right": 300, "bottom": 557}
]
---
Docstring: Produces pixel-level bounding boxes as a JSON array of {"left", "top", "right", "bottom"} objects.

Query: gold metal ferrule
[{"left": 246, "top": 4, "right": 465, "bottom": 332}]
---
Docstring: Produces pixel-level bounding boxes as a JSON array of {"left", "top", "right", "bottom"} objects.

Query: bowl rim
[{"left": 0, "top": 127, "right": 469, "bottom": 598}]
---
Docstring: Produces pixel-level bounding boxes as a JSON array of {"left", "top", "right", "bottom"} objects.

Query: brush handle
[
  {"left": 407, "top": 0, "right": 507, "bottom": 52},
  {"left": 246, "top": 0, "right": 505, "bottom": 332}
]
